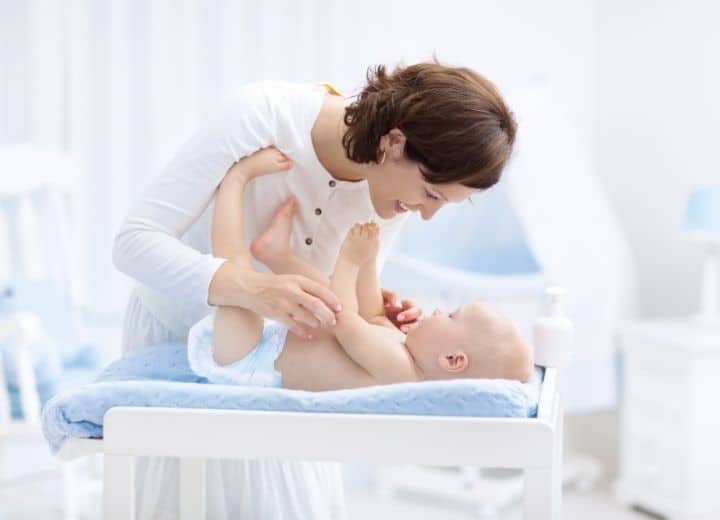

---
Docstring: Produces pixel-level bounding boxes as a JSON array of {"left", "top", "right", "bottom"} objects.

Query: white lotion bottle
[{"left": 533, "top": 287, "right": 574, "bottom": 369}]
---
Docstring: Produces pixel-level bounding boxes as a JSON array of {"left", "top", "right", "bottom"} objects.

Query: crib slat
[
  {"left": 103, "top": 455, "right": 135, "bottom": 520},
  {"left": 0, "top": 206, "right": 12, "bottom": 281},
  {"left": 179, "top": 458, "right": 206, "bottom": 520},
  {"left": 17, "top": 196, "right": 46, "bottom": 280},
  {"left": 14, "top": 336, "right": 40, "bottom": 423}
]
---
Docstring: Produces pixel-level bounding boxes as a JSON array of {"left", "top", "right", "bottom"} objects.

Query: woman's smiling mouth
[{"left": 394, "top": 200, "right": 410, "bottom": 213}]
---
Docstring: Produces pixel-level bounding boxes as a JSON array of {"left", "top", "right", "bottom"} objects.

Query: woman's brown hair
[{"left": 342, "top": 59, "right": 517, "bottom": 189}]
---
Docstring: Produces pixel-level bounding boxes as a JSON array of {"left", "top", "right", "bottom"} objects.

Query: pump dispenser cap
[{"left": 545, "top": 286, "right": 567, "bottom": 317}]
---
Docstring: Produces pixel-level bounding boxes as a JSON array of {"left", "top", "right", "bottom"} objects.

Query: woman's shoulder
[
  {"left": 199, "top": 81, "right": 326, "bottom": 143},
  {"left": 236, "top": 80, "right": 327, "bottom": 105},
  {"left": 210, "top": 81, "right": 322, "bottom": 114},
  {"left": 230, "top": 81, "right": 327, "bottom": 126}
]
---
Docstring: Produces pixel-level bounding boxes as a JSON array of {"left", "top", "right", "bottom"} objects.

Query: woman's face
[{"left": 366, "top": 129, "right": 479, "bottom": 220}]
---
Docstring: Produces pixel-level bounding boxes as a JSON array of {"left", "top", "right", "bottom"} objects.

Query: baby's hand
[
  {"left": 226, "top": 146, "right": 293, "bottom": 184},
  {"left": 338, "top": 222, "right": 380, "bottom": 266}
]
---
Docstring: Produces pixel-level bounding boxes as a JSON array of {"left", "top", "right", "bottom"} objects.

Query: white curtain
[
  {"left": 0, "top": 0, "right": 601, "bottom": 318},
  {"left": 0, "top": 0, "right": 398, "bottom": 313}
]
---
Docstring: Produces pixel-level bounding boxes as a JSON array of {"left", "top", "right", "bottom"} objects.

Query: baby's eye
[{"left": 425, "top": 189, "right": 440, "bottom": 201}]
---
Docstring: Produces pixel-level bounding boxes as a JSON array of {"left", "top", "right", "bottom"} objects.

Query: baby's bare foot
[
  {"left": 251, "top": 196, "right": 297, "bottom": 264},
  {"left": 338, "top": 222, "right": 380, "bottom": 266},
  {"left": 227, "top": 146, "right": 293, "bottom": 184}
]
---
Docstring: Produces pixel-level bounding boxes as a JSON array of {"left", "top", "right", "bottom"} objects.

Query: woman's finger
[
  {"left": 289, "top": 303, "right": 321, "bottom": 329},
  {"left": 397, "top": 306, "right": 423, "bottom": 323},
  {"left": 296, "top": 277, "right": 342, "bottom": 318},
  {"left": 400, "top": 322, "right": 420, "bottom": 333},
  {"left": 382, "top": 290, "right": 402, "bottom": 309},
  {"left": 277, "top": 314, "right": 312, "bottom": 340},
  {"left": 399, "top": 298, "right": 418, "bottom": 310},
  {"left": 296, "top": 293, "right": 337, "bottom": 326}
]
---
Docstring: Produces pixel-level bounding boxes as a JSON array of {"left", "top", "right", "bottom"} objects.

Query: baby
[{"left": 187, "top": 147, "right": 533, "bottom": 391}]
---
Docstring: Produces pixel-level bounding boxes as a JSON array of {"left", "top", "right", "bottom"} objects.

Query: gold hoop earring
[{"left": 379, "top": 150, "right": 386, "bottom": 166}]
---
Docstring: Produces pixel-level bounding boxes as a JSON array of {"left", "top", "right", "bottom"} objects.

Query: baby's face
[
  {"left": 405, "top": 301, "right": 531, "bottom": 382},
  {"left": 406, "top": 301, "right": 495, "bottom": 357}
]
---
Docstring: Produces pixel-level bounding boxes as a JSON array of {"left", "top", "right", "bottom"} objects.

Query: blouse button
[
  {"left": 315, "top": 208, "right": 322, "bottom": 216},
  {"left": 328, "top": 180, "right": 336, "bottom": 188},
  {"left": 305, "top": 237, "right": 313, "bottom": 246}
]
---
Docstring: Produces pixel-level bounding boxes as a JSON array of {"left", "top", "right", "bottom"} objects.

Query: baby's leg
[
  {"left": 211, "top": 148, "right": 292, "bottom": 365},
  {"left": 251, "top": 196, "right": 330, "bottom": 286}
]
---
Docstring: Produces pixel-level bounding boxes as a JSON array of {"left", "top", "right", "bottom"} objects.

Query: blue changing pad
[{"left": 42, "top": 343, "right": 544, "bottom": 454}]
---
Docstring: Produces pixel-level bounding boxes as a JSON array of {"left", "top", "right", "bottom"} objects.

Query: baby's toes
[
  {"left": 275, "top": 157, "right": 292, "bottom": 169},
  {"left": 274, "top": 151, "right": 292, "bottom": 166},
  {"left": 253, "top": 147, "right": 290, "bottom": 173}
]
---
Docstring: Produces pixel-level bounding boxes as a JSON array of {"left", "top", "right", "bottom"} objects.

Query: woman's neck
[{"left": 312, "top": 95, "right": 369, "bottom": 183}]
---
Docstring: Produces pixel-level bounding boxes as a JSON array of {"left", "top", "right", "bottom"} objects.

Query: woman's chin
[
  {"left": 368, "top": 201, "right": 391, "bottom": 220},
  {"left": 376, "top": 200, "right": 403, "bottom": 220}
]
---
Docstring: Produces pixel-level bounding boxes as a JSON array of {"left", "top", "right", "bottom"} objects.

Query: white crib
[
  {"left": 55, "top": 285, "right": 568, "bottom": 520},
  {"left": 0, "top": 144, "right": 91, "bottom": 520}
]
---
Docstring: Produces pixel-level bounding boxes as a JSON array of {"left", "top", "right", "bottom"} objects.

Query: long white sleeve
[{"left": 112, "top": 84, "right": 275, "bottom": 307}]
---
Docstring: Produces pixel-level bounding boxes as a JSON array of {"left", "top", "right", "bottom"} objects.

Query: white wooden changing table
[{"left": 55, "top": 291, "right": 571, "bottom": 520}]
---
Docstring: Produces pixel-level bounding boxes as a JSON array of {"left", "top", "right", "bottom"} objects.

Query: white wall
[
  {"left": 597, "top": 0, "right": 720, "bottom": 317},
  {"left": 384, "top": 0, "right": 598, "bottom": 144}
]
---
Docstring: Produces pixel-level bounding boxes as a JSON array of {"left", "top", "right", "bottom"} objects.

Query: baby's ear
[{"left": 437, "top": 352, "right": 468, "bottom": 373}]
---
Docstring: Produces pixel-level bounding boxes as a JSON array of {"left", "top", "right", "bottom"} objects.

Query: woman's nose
[{"left": 420, "top": 204, "right": 441, "bottom": 221}]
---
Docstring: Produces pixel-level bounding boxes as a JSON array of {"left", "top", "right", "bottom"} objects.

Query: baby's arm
[
  {"left": 356, "top": 257, "right": 387, "bottom": 323},
  {"left": 330, "top": 224, "right": 417, "bottom": 383}
]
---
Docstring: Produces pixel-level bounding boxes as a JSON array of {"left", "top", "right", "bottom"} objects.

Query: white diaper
[{"left": 187, "top": 313, "right": 288, "bottom": 387}]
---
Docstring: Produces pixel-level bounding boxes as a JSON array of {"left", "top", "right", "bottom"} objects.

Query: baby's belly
[{"left": 276, "top": 326, "right": 376, "bottom": 391}]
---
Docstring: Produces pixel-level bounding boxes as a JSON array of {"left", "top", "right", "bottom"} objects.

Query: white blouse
[{"left": 112, "top": 81, "right": 409, "bottom": 338}]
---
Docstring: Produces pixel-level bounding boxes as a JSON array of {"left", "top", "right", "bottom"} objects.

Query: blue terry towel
[{"left": 42, "top": 342, "right": 543, "bottom": 454}]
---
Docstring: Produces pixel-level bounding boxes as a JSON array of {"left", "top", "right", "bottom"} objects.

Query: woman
[{"left": 113, "top": 60, "right": 516, "bottom": 519}]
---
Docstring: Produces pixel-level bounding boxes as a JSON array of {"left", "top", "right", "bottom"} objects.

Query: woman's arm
[
  {"left": 112, "top": 84, "right": 340, "bottom": 337},
  {"left": 112, "top": 84, "right": 273, "bottom": 308}
]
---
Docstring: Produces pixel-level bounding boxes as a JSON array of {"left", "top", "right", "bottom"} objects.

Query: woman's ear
[
  {"left": 384, "top": 128, "right": 406, "bottom": 161},
  {"left": 437, "top": 352, "right": 468, "bottom": 373}
]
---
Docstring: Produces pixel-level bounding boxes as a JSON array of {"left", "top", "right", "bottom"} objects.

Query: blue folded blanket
[{"left": 42, "top": 343, "right": 544, "bottom": 454}]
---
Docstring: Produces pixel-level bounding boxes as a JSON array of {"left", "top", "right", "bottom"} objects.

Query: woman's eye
[{"left": 425, "top": 189, "right": 439, "bottom": 201}]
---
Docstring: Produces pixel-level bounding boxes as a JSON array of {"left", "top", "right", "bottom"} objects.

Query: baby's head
[{"left": 405, "top": 301, "right": 533, "bottom": 383}]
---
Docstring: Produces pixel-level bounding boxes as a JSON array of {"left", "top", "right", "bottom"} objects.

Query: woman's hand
[
  {"left": 209, "top": 262, "right": 341, "bottom": 339},
  {"left": 381, "top": 288, "right": 423, "bottom": 332}
]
